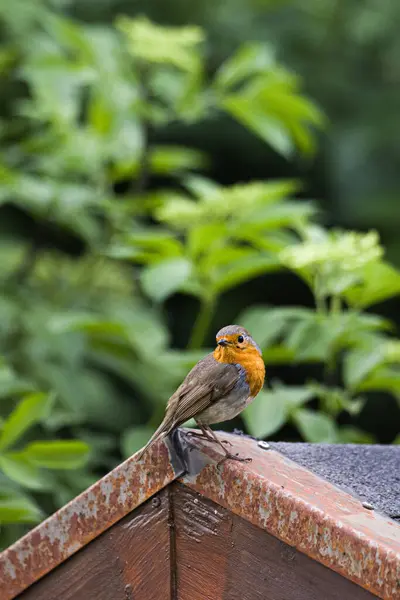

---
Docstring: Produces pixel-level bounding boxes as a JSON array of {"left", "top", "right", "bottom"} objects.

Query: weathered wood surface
[
  {"left": 18, "top": 488, "right": 170, "bottom": 600},
  {"left": 173, "top": 483, "right": 378, "bottom": 600},
  {"left": 17, "top": 483, "right": 378, "bottom": 600}
]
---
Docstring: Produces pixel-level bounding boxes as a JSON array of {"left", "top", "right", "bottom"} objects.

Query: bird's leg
[
  {"left": 199, "top": 423, "right": 233, "bottom": 447},
  {"left": 185, "top": 424, "right": 251, "bottom": 465},
  {"left": 202, "top": 425, "right": 233, "bottom": 452},
  {"left": 216, "top": 453, "right": 252, "bottom": 469},
  {"left": 186, "top": 423, "right": 233, "bottom": 450},
  {"left": 185, "top": 424, "right": 215, "bottom": 443},
  {"left": 203, "top": 425, "right": 251, "bottom": 467}
]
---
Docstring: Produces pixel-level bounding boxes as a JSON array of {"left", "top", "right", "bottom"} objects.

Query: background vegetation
[{"left": 0, "top": 0, "right": 399, "bottom": 548}]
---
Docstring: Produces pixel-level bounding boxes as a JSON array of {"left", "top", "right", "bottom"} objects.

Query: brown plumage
[{"left": 137, "top": 325, "right": 265, "bottom": 462}]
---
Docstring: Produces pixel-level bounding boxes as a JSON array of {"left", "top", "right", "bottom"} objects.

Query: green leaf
[
  {"left": 121, "top": 426, "right": 154, "bottom": 458},
  {"left": 108, "top": 229, "right": 184, "bottom": 263},
  {"left": 344, "top": 347, "right": 385, "bottom": 390},
  {"left": 211, "top": 253, "right": 280, "bottom": 294},
  {"left": 23, "top": 441, "right": 90, "bottom": 469},
  {"left": 0, "top": 393, "right": 54, "bottom": 451},
  {"left": 50, "top": 314, "right": 126, "bottom": 337},
  {"left": 336, "top": 427, "right": 374, "bottom": 444},
  {"left": 238, "top": 306, "right": 289, "bottom": 349},
  {"left": 293, "top": 409, "right": 337, "bottom": 443},
  {"left": 243, "top": 389, "right": 287, "bottom": 438},
  {"left": 243, "top": 386, "right": 313, "bottom": 439},
  {"left": 237, "top": 201, "right": 316, "bottom": 232},
  {"left": 188, "top": 223, "right": 227, "bottom": 258},
  {"left": 345, "top": 261, "right": 400, "bottom": 308},
  {"left": 309, "top": 383, "right": 365, "bottom": 417},
  {"left": 223, "top": 93, "right": 293, "bottom": 157},
  {"left": 118, "top": 16, "right": 204, "bottom": 72},
  {"left": 0, "top": 362, "right": 33, "bottom": 400},
  {"left": 214, "top": 42, "right": 274, "bottom": 90},
  {"left": 0, "top": 496, "right": 42, "bottom": 524},
  {"left": 222, "top": 73, "right": 323, "bottom": 157},
  {"left": 184, "top": 175, "right": 221, "bottom": 199},
  {"left": 261, "top": 345, "right": 295, "bottom": 364},
  {"left": 141, "top": 258, "right": 192, "bottom": 301},
  {"left": 0, "top": 453, "right": 49, "bottom": 490},
  {"left": 150, "top": 146, "right": 207, "bottom": 174},
  {"left": 357, "top": 367, "right": 400, "bottom": 398}
]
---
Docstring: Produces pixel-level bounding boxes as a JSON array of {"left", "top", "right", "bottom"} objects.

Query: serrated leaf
[
  {"left": 23, "top": 440, "right": 90, "bottom": 469},
  {"left": 141, "top": 258, "right": 192, "bottom": 301},
  {"left": 0, "top": 393, "right": 53, "bottom": 451}
]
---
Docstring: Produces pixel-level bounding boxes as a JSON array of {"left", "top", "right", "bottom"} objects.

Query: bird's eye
[{"left": 237, "top": 335, "right": 244, "bottom": 343}]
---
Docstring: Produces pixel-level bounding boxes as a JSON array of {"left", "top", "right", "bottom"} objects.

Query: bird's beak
[{"left": 217, "top": 338, "right": 229, "bottom": 347}]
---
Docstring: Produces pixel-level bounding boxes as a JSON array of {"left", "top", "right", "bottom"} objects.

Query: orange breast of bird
[{"left": 214, "top": 346, "right": 265, "bottom": 398}]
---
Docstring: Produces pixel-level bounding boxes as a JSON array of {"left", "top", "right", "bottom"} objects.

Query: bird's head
[{"left": 214, "top": 325, "right": 262, "bottom": 362}]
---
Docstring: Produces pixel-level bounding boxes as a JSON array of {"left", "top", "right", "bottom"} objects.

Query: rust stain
[
  {"left": 181, "top": 434, "right": 400, "bottom": 600},
  {"left": 1, "top": 430, "right": 399, "bottom": 600},
  {"left": 0, "top": 441, "right": 183, "bottom": 600}
]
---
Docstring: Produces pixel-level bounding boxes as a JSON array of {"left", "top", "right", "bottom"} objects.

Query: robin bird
[{"left": 137, "top": 325, "right": 265, "bottom": 463}]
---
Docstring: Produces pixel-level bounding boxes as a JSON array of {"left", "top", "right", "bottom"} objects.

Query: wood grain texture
[
  {"left": 16, "top": 483, "right": 380, "bottom": 600},
  {"left": 173, "top": 484, "right": 232, "bottom": 600},
  {"left": 173, "top": 483, "right": 378, "bottom": 600},
  {"left": 18, "top": 489, "right": 170, "bottom": 600}
]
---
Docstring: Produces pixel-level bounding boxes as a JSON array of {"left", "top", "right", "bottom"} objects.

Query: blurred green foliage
[{"left": 0, "top": 1, "right": 399, "bottom": 548}]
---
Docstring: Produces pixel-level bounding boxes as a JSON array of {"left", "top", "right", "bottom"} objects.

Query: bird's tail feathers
[{"left": 136, "top": 419, "right": 172, "bottom": 461}]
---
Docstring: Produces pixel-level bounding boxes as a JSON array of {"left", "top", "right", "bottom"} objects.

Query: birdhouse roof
[{"left": 1, "top": 432, "right": 399, "bottom": 600}]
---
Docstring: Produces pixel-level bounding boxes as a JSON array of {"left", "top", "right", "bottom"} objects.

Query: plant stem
[
  {"left": 132, "top": 65, "right": 151, "bottom": 196},
  {"left": 14, "top": 239, "right": 39, "bottom": 285},
  {"left": 188, "top": 295, "right": 216, "bottom": 349},
  {"left": 134, "top": 119, "right": 151, "bottom": 195},
  {"left": 314, "top": 270, "right": 326, "bottom": 315},
  {"left": 331, "top": 295, "right": 341, "bottom": 315}
]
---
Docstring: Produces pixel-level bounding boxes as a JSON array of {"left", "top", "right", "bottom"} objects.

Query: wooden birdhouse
[{"left": 1, "top": 431, "right": 399, "bottom": 599}]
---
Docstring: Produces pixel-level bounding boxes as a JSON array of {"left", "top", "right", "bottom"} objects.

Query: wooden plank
[
  {"left": 18, "top": 489, "right": 170, "bottom": 600},
  {"left": 173, "top": 484, "right": 232, "bottom": 600},
  {"left": 173, "top": 483, "right": 378, "bottom": 600}
]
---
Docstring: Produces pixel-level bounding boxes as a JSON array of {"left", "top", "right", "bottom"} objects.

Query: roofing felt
[{"left": 269, "top": 442, "right": 400, "bottom": 523}]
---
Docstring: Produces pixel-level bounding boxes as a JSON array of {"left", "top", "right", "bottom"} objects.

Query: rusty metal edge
[
  {"left": 181, "top": 434, "right": 400, "bottom": 600},
  {"left": 0, "top": 440, "right": 184, "bottom": 600}
]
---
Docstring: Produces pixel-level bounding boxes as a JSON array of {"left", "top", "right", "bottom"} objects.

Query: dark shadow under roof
[{"left": 270, "top": 443, "right": 400, "bottom": 522}]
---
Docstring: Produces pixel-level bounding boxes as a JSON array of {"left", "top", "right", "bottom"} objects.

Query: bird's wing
[{"left": 164, "top": 354, "right": 242, "bottom": 428}]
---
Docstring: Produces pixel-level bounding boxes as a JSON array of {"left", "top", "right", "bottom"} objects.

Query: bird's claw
[
  {"left": 221, "top": 439, "right": 233, "bottom": 446},
  {"left": 217, "top": 453, "right": 252, "bottom": 469}
]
